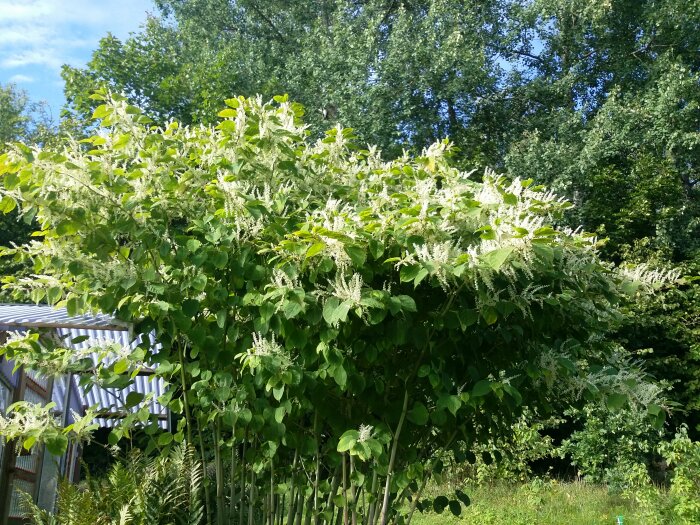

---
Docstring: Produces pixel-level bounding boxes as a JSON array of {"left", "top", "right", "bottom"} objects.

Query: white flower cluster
[
  {"left": 330, "top": 271, "right": 363, "bottom": 305},
  {"left": 250, "top": 332, "right": 283, "bottom": 357},
  {"left": 0, "top": 401, "right": 59, "bottom": 442},
  {"left": 358, "top": 424, "right": 374, "bottom": 443},
  {"left": 271, "top": 268, "right": 300, "bottom": 290},
  {"left": 618, "top": 263, "right": 680, "bottom": 288}
]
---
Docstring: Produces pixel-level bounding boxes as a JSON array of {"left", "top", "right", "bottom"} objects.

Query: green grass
[{"left": 410, "top": 480, "right": 642, "bottom": 525}]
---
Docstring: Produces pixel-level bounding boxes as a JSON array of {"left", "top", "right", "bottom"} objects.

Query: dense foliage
[
  {"left": 0, "top": 94, "right": 662, "bottom": 524},
  {"left": 57, "top": 1, "right": 700, "bottom": 439},
  {"left": 0, "top": 83, "right": 54, "bottom": 300}
]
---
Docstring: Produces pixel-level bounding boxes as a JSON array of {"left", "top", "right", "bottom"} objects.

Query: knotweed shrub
[{"left": 0, "top": 93, "right": 666, "bottom": 524}]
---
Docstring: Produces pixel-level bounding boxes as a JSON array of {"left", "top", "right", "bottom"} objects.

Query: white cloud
[
  {"left": 0, "top": 0, "right": 153, "bottom": 71},
  {"left": 8, "top": 73, "right": 34, "bottom": 83}
]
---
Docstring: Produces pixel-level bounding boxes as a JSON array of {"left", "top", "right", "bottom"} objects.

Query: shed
[{"left": 0, "top": 303, "right": 167, "bottom": 524}]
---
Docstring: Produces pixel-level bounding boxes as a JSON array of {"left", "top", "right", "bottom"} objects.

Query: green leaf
[
  {"left": 437, "top": 394, "right": 461, "bottom": 416},
  {"left": 448, "top": 500, "right": 462, "bottom": 517},
  {"left": 182, "top": 299, "right": 200, "bottom": 316},
  {"left": 92, "top": 104, "right": 111, "bottom": 119},
  {"left": 457, "top": 309, "right": 478, "bottom": 331},
  {"left": 400, "top": 264, "right": 420, "bottom": 282},
  {"left": 113, "top": 359, "right": 129, "bottom": 375},
  {"left": 606, "top": 393, "right": 627, "bottom": 411},
  {"left": 125, "top": 391, "right": 144, "bottom": 408},
  {"left": 481, "top": 306, "right": 498, "bottom": 325},
  {"left": 216, "top": 309, "right": 228, "bottom": 328},
  {"left": 333, "top": 365, "right": 347, "bottom": 389},
  {"left": 45, "top": 434, "right": 68, "bottom": 456},
  {"left": 186, "top": 239, "right": 202, "bottom": 252},
  {"left": 108, "top": 430, "right": 121, "bottom": 446},
  {"left": 0, "top": 195, "right": 16, "bottom": 213},
  {"left": 471, "top": 380, "right": 492, "bottom": 397},
  {"left": 337, "top": 430, "right": 360, "bottom": 452},
  {"left": 433, "top": 496, "right": 449, "bottom": 514},
  {"left": 414, "top": 267, "right": 429, "bottom": 287},
  {"left": 479, "top": 247, "right": 514, "bottom": 271},
  {"left": 306, "top": 242, "right": 326, "bottom": 259},
  {"left": 398, "top": 295, "right": 417, "bottom": 313},
  {"left": 191, "top": 274, "right": 207, "bottom": 291},
  {"left": 647, "top": 403, "right": 663, "bottom": 416},
  {"left": 417, "top": 364, "right": 431, "bottom": 378},
  {"left": 158, "top": 433, "right": 174, "bottom": 446},
  {"left": 344, "top": 245, "right": 366, "bottom": 266},
  {"left": 56, "top": 220, "right": 79, "bottom": 235},
  {"left": 455, "top": 489, "right": 471, "bottom": 507},
  {"left": 323, "top": 298, "right": 351, "bottom": 326},
  {"left": 407, "top": 402, "right": 429, "bottom": 425}
]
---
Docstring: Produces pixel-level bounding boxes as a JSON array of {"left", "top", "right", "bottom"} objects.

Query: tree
[
  {"left": 62, "top": 0, "right": 513, "bottom": 162},
  {"left": 502, "top": 0, "right": 700, "bottom": 262},
  {"left": 0, "top": 83, "right": 55, "bottom": 301},
  {"left": 0, "top": 94, "right": 664, "bottom": 524}
]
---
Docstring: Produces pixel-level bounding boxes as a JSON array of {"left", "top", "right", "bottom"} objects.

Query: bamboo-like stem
[
  {"left": 293, "top": 490, "right": 303, "bottom": 525},
  {"left": 366, "top": 469, "right": 378, "bottom": 525},
  {"left": 349, "top": 455, "right": 357, "bottom": 525},
  {"left": 263, "top": 490, "right": 269, "bottom": 525},
  {"left": 248, "top": 468, "right": 256, "bottom": 525},
  {"left": 325, "top": 465, "right": 341, "bottom": 525},
  {"left": 177, "top": 341, "right": 193, "bottom": 446},
  {"left": 286, "top": 451, "right": 299, "bottom": 525},
  {"left": 313, "top": 411, "right": 320, "bottom": 522},
  {"left": 239, "top": 433, "right": 248, "bottom": 525},
  {"left": 198, "top": 422, "right": 212, "bottom": 525},
  {"left": 379, "top": 388, "right": 409, "bottom": 525},
  {"left": 230, "top": 424, "right": 237, "bottom": 524},
  {"left": 304, "top": 492, "right": 314, "bottom": 525},
  {"left": 270, "top": 457, "right": 276, "bottom": 525},
  {"left": 361, "top": 486, "right": 366, "bottom": 524},
  {"left": 372, "top": 477, "right": 384, "bottom": 525},
  {"left": 334, "top": 507, "right": 343, "bottom": 525},
  {"left": 215, "top": 417, "right": 225, "bottom": 525},
  {"left": 342, "top": 453, "right": 348, "bottom": 525},
  {"left": 294, "top": 490, "right": 304, "bottom": 525}
]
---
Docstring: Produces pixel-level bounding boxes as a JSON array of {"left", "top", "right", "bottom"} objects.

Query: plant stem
[
  {"left": 349, "top": 455, "right": 357, "bottom": 525},
  {"left": 215, "top": 416, "right": 225, "bottom": 525},
  {"left": 342, "top": 453, "right": 348, "bottom": 525},
  {"left": 248, "top": 469, "right": 256, "bottom": 525},
  {"left": 177, "top": 341, "right": 193, "bottom": 446},
  {"left": 313, "top": 410, "right": 320, "bottom": 522},
  {"left": 367, "top": 469, "right": 378, "bottom": 525},
  {"left": 239, "top": 432, "right": 248, "bottom": 525},
  {"left": 198, "top": 421, "right": 212, "bottom": 525},
  {"left": 230, "top": 424, "right": 237, "bottom": 524},
  {"left": 379, "top": 388, "right": 409, "bottom": 525},
  {"left": 286, "top": 451, "right": 299, "bottom": 525}
]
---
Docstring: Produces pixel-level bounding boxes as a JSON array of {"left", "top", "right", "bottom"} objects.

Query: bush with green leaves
[
  {"left": 0, "top": 93, "right": 667, "bottom": 524},
  {"left": 447, "top": 409, "right": 560, "bottom": 484},
  {"left": 558, "top": 353, "right": 669, "bottom": 487},
  {"left": 622, "top": 426, "right": 700, "bottom": 525},
  {"left": 560, "top": 401, "right": 665, "bottom": 487}
]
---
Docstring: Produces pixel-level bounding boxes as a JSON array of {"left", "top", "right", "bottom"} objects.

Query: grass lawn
[{"left": 410, "top": 480, "right": 642, "bottom": 525}]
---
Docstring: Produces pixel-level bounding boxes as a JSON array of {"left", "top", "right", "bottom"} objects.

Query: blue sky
[{"left": 0, "top": 0, "right": 154, "bottom": 121}]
